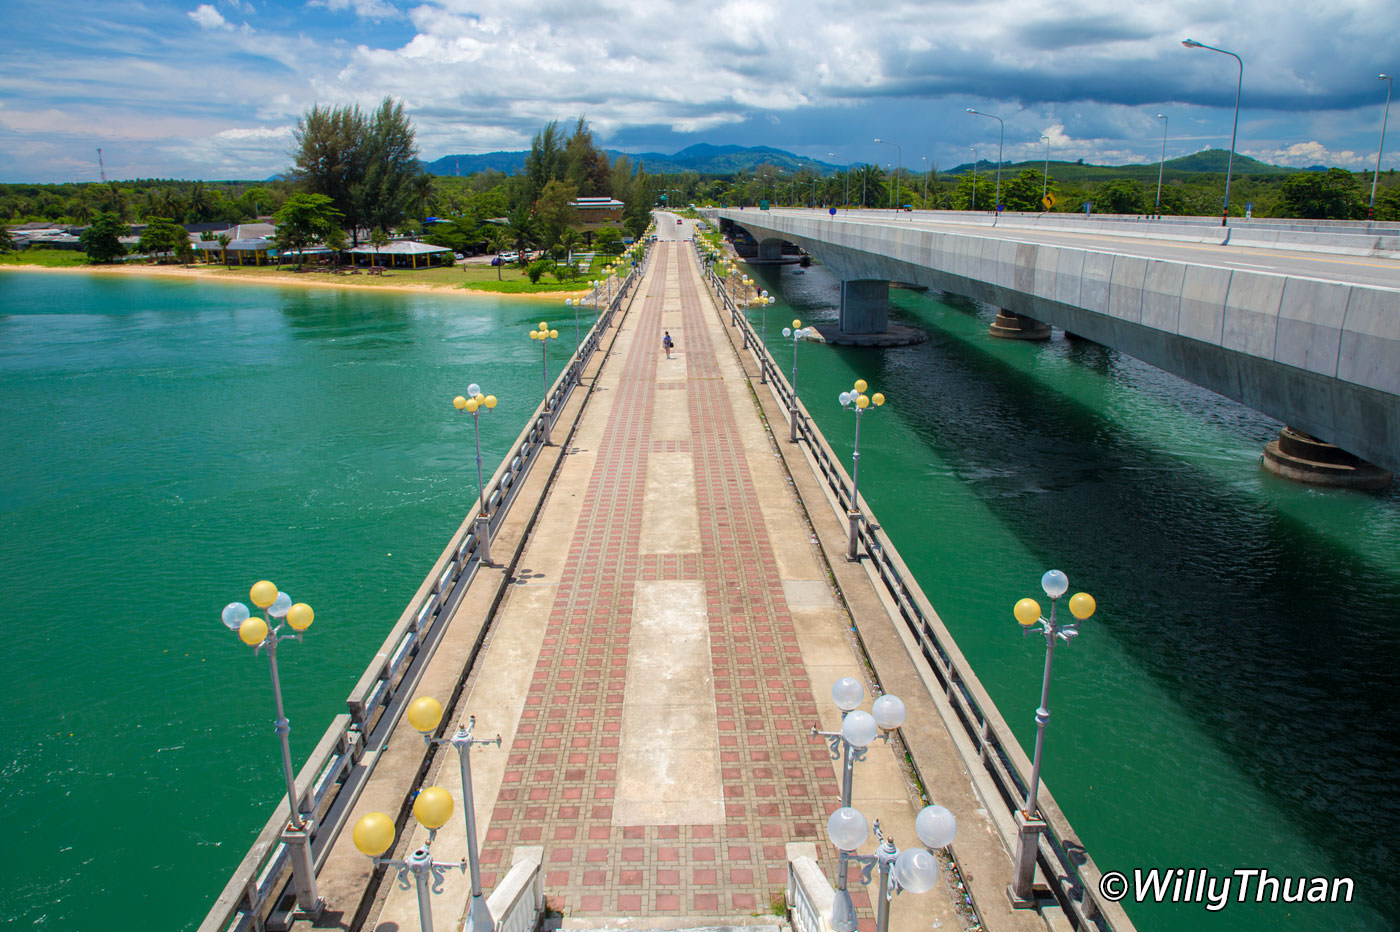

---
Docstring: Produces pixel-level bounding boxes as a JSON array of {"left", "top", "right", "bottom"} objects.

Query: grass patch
[
  {"left": 0, "top": 248, "right": 90, "bottom": 267},
  {"left": 460, "top": 279, "right": 589, "bottom": 294}
]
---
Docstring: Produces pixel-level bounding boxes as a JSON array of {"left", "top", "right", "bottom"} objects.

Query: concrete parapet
[{"left": 713, "top": 207, "right": 1400, "bottom": 474}]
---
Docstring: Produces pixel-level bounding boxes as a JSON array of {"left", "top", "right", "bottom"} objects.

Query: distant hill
[
  {"left": 426, "top": 143, "right": 832, "bottom": 177},
  {"left": 944, "top": 150, "right": 1292, "bottom": 182},
  {"left": 427, "top": 144, "right": 1302, "bottom": 180}
]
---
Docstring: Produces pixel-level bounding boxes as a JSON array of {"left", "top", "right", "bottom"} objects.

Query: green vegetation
[
  {"left": 273, "top": 193, "right": 344, "bottom": 267},
  {"left": 80, "top": 211, "right": 127, "bottom": 263},
  {"left": 292, "top": 97, "right": 421, "bottom": 241},
  {"left": 0, "top": 248, "right": 88, "bottom": 266}
]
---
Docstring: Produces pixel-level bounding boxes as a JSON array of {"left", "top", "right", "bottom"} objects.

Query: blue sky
[{"left": 0, "top": 0, "right": 1395, "bottom": 183}]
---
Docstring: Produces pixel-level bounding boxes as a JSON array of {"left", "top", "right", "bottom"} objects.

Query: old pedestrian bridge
[{"left": 707, "top": 207, "right": 1400, "bottom": 485}]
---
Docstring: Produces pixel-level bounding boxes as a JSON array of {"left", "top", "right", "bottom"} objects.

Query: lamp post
[
  {"left": 453, "top": 386, "right": 499, "bottom": 565},
  {"left": 407, "top": 696, "right": 503, "bottom": 932},
  {"left": 811, "top": 677, "right": 905, "bottom": 807},
  {"left": 565, "top": 296, "right": 581, "bottom": 351},
  {"left": 826, "top": 804, "right": 957, "bottom": 932},
  {"left": 754, "top": 289, "right": 774, "bottom": 384},
  {"left": 1182, "top": 39, "right": 1243, "bottom": 226},
  {"left": 1155, "top": 113, "right": 1169, "bottom": 217},
  {"left": 527, "top": 321, "right": 560, "bottom": 444},
  {"left": 970, "top": 146, "right": 978, "bottom": 211},
  {"left": 966, "top": 109, "right": 1004, "bottom": 213},
  {"left": 1041, "top": 135, "right": 1050, "bottom": 204},
  {"left": 812, "top": 677, "right": 956, "bottom": 932},
  {"left": 781, "top": 319, "right": 813, "bottom": 443},
  {"left": 873, "top": 138, "right": 902, "bottom": 214},
  {"left": 1372, "top": 74, "right": 1393, "bottom": 219},
  {"left": 352, "top": 790, "right": 466, "bottom": 932},
  {"left": 837, "top": 379, "right": 885, "bottom": 562},
  {"left": 1008, "top": 570, "right": 1097, "bottom": 904},
  {"left": 220, "top": 581, "right": 322, "bottom": 916}
]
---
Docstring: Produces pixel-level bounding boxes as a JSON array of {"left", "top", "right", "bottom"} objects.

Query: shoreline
[{"left": 0, "top": 261, "right": 594, "bottom": 301}]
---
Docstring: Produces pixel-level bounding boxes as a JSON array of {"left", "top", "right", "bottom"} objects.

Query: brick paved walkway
[{"left": 475, "top": 244, "right": 850, "bottom": 917}]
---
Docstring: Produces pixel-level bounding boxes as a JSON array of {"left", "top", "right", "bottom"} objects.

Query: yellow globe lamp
[
  {"left": 529, "top": 330, "right": 538, "bottom": 340},
  {"left": 549, "top": 329, "right": 558, "bottom": 339},
  {"left": 1069, "top": 592, "right": 1097, "bottom": 620},
  {"left": 250, "top": 579, "right": 278, "bottom": 609},
  {"left": 464, "top": 396, "right": 480, "bottom": 413},
  {"left": 239, "top": 616, "right": 269, "bottom": 646},
  {"left": 453, "top": 395, "right": 468, "bottom": 410},
  {"left": 353, "top": 811, "right": 396, "bottom": 857},
  {"left": 286, "top": 602, "right": 314, "bottom": 632},
  {"left": 792, "top": 319, "right": 802, "bottom": 329},
  {"left": 853, "top": 379, "right": 868, "bottom": 393},
  {"left": 407, "top": 695, "right": 445, "bottom": 734},
  {"left": 413, "top": 786, "right": 454, "bottom": 829},
  {"left": 1014, "top": 598, "right": 1042, "bottom": 627},
  {"left": 538, "top": 321, "right": 547, "bottom": 330},
  {"left": 484, "top": 395, "right": 498, "bottom": 409},
  {"left": 856, "top": 394, "right": 870, "bottom": 409},
  {"left": 872, "top": 392, "right": 885, "bottom": 407}
]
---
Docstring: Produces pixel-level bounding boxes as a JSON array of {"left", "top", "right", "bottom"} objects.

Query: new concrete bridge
[{"left": 708, "top": 207, "right": 1400, "bottom": 479}]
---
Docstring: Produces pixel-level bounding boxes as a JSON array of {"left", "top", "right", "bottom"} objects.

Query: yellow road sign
[{"left": 1042, "top": 192, "right": 1058, "bottom": 210}]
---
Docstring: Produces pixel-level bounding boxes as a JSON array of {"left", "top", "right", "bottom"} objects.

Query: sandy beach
[{"left": 0, "top": 261, "right": 595, "bottom": 301}]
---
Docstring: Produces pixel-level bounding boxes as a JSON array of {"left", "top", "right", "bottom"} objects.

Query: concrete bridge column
[
  {"left": 1261, "top": 427, "right": 1392, "bottom": 489},
  {"left": 807, "top": 279, "right": 927, "bottom": 347},
  {"left": 989, "top": 309, "right": 1051, "bottom": 341},
  {"left": 756, "top": 239, "right": 784, "bottom": 262},
  {"left": 839, "top": 280, "right": 889, "bottom": 333}
]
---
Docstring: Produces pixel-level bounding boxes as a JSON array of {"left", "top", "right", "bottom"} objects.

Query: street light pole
[
  {"left": 1183, "top": 39, "right": 1243, "bottom": 226},
  {"left": 1041, "top": 135, "right": 1050, "bottom": 204},
  {"left": 838, "top": 379, "right": 886, "bottom": 562},
  {"left": 812, "top": 677, "right": 955, "bottom": 932},
  {"left": 528, "top": 321, "right": 560, "bottom": 444},
  {"left": 1155, "top": 113, "right": 1169, "bottom": 217},
  {"left": 873, "top": 138, "right": 902, "bottom": 214},
  {"left": 1008, "top": 570, "right": 1097, "bottom": 905},
  {"left": 408, "top": 697, "right": 502, "bottom": 932},
  {"left": 221, "top": 581, "right": 322, "bottom": 916},
  {"left": 453, "top": 386, "right": 499, "bottom": 565},
  {"left": 781, "top": 319, "right": 811, "bottom": 443},
  {"left": 966, "top": 109, "right": 1004, "bottom": 214},
  {"left": 970, "top": 146, "right": 978, "bottom": 211},
  {"left": 1372, "top": 74, "right": 1393, "bottom": 218},
  {"left": 353, "top": 792, "right": 465, "bottom": 932}
]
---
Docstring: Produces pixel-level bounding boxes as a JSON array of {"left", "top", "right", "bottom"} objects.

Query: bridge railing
[
  {"left": 200, "top": 257, "right": 645, "bottom": 932},
  {"left": 697, "top": 240, "right": 1132, "bottom": 932}
]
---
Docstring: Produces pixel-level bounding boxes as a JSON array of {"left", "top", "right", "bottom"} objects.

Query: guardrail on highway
[
  {"left": 698, "top": 239, "right": 1134, "bottom": 932},
  {"left": 199, "top": 255, "right": 645, "bottom": 932}
]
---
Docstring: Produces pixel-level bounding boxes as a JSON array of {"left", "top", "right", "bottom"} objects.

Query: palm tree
[
  {"left": 369, "top": 228, "right": 390, "bottom": 271},
  {"left": 216, "top": 232, "right": 231, "bottom": 268}
]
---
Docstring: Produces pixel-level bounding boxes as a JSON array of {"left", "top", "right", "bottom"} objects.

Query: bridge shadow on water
[{"left": 747, "top": 261, "right": 1399, "bottom": 930}]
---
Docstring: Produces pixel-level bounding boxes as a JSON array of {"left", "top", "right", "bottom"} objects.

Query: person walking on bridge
[{"left": 662, "top": 330, "right": 674, "bottom": 359}]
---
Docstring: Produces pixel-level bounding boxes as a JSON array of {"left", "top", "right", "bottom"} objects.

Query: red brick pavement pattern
[{"left": 482, "top": 245, "right": 859, "bottom": 921}]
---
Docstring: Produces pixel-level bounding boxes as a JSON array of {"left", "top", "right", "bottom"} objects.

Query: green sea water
[
  {"left": 747, "top": 262, "right": 1399, "bottom": 932},
  {"left": 1, "top": 265, "right": 1396, "bottom": 932},
  {"left": 0, "top": 271, "right": 585, "bottom": 930}
]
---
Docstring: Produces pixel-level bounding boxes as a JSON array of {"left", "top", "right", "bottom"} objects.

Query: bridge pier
[
  {"left": 989, "top": 309, "right": 1051, "bottom": 341},
  {"left": 756, "top": 238, "right": 784, "bottom": 262},
  {"left": 1261, "top": 427, "right": 1392, "bottom": 489},
  {"left": 814, "top": 279, "right": 926, "bottom": 347}
]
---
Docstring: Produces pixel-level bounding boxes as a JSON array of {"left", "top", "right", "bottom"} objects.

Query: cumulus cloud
[
  {"left": 308, "top": 0, "right": 397, "bottom": 21},
  {"left": 4, "top": 0, "right": 1399, "bottom": 181},
  {"left": 188, "top": 4, "right": 228, "bottom": 29},
  {"left": 1245, "top": 141, "right": 1372, "bottom": 170}
]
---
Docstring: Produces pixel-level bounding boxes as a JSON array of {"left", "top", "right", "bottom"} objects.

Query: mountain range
[{"left": 426, "top": 144, "right": 1311, "bottom": 179}]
